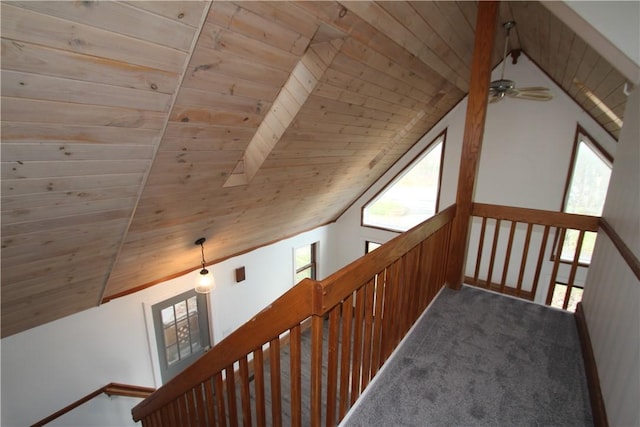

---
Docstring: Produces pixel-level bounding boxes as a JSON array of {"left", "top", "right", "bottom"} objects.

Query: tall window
[
  {"left": 362, "top": 131, "right": 446, "bottom": 232},
  {"left": 152, "top": 290, "right": 210, "bottom": 383},
  {"left": 295, "top": 242, "right": 317, "bottom": 282},
  {"left": 560, "top": 126, "right": 612, "bottom": 264}
]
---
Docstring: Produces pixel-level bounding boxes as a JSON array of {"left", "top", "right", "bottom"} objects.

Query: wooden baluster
[
  {"left": 224, "top": 366, "right": 237, "bottom": 427},
  {"left": 389, "top": 259, "right": 403, "bottom": 349},
  {"left": 532, "top": 225, "right": 551, "bottom": 299},
  {"left": 171, "top": 399, "right": 182, "bottom": 426},
  {"left": 253, "top": 347, "right": 266, "bottom": 427},
  {"left": 151, "top": 414, "right": 159, "bottom": 427},
  {"left": 380, "top": 265, "right": 396, "bottom": 362},
  {"left": 194, "top": 383, "right": 207, "bottom": 427},
  {"left": 204, "top": 378, "right": 217, "bottom": 427},
  {"left": 441, "top": 223, "right": 453, "bottom": 292},
  {"left": 395, "top": 256, "right": 408, "bottom": 336},
  {"left": 215, "top": 372, "right": 227, "bottom": 427},
  {"left": 311, "top": 316, "right": 324, "bottom": 427},
  {"left": 181, "top": 390, "right": 196, "bottom": 426},
  {"left": 160, "top": 402, "right": 177, "bottom": 425},
  {"left": 177, "top": 393, "right": 189, "bottom": 426},
  {"left": 564, "top": 230, "right": 586, "bottom": 309},
  {"left": 238, "top": 357, "right": 252, "bottom": 427},
  {"left": 546, "top": 228, "right": 566, "bottom": 305},
  {"left": 290, "top": 324, "right": 302, "bottom": 427},
  {"left": 371, "top": 272, "right": 385, "bottom": 378},
  {"left": 486, "top": 218, "right": 501, "bottom": 290},
  {"left": 361, "top": 279, "right": 375, "bottom": 391},
  {"left": 516, "top": 223, "right": 533, "bottom": 297},
  {"left": 325, "top": 308, "right": 340, "bottom": 427},
  {"left": 473, "top": 217, "right": 488, "bottom": 285},
  {"left": 416, "top": 241, "right": 429, "bottom": 308},
  {"left": 401, "top": 250, "right": 416, "bottom": 333},
  {"left": 404, "top": 245, "right": 427, "bottom": 326},
  {"left": 338, "top": 294, "right": 353, "bottom": 419},
  {"left": 269, "top": 338, "right": 282, "bottom": 427},
  {"left": 350, "top": 287, "right": 365, "bottom": 404},
  {"left": 186, "top": 388, "right": 197, "bottom": 426},
  {"left": 428, "top": 234, "right": 440, "bottom": 302},
  {"left": 500, "top": 221, "right": 517, "bottom": 293}
]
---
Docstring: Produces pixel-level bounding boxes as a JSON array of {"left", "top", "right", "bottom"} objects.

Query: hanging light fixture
[{"left": 194, "top": 237, "right": 214, "bottom": 294}]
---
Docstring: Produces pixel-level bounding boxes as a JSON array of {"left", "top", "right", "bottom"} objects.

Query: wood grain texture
[
  {"left": 133, "top": 206, "right": 455, "bottom": 425},
  {"left": 446, "top": 1, "right": 498, "bottom": 289},
  {"left": 1, "top": 0, "right": 633, "bottom": 338}
]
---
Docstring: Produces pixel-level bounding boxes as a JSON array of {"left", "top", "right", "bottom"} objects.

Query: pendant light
[{"left": 194, "top": 237, "right": 214, "bottom": 294}]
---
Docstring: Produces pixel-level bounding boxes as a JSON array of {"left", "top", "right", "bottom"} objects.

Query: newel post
[{"left": 446, "top": 1, "right": 498, "bottom": 289}]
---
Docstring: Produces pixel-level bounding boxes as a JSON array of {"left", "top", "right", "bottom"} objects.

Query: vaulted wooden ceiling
[{"left": 1, "top": 1, "right": 633, "bottom": 337}]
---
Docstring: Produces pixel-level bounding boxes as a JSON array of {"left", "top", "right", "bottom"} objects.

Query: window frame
[
  {"left": 294, "top": 242, "right": 318, "bottom": 282},
  {"left": 152, "top": 289, "right": 211, "bottom": 384},
  {"left": 361, "top": 129, "right": 446, "bottom": 233},
  {"left": 553, "top": 124, "right": 612, "bottom": 266},
  {"left": 365, "top": 240, "right": 382, "bottom": 254}
]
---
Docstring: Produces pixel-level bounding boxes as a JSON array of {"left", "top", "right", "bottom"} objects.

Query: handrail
[
  {"left": 472, "top": 203, "right": 600, "bottom": 231},
  {"left": 599, "top": 218, "right": 640, "bottom": 281},
  {"left": 468, "top": 203, "right": 600, "bottom": 307},
  {"left": 31, "top": 383, "right": 155, "bottom": 427},
  {"left": 132, "top": 205, "right": 456, "bottom": 424}
]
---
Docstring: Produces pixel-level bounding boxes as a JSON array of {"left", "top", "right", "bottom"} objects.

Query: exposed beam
[
  {"left": 224, "top": 39, "right": 345, "bottom": 188},
  {"left": 446, "top": 1, "right": 498, "bottom": 289}
]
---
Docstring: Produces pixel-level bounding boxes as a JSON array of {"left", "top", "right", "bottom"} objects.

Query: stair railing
[
  {"left": 31, "top": 383, "right": 155, "bottom": 427},
  {"left": 132, "top": 205, "right": 456, "bottom": 426},
  {"left": 467, "top": 203, "right": 600, "bottom": 308}
]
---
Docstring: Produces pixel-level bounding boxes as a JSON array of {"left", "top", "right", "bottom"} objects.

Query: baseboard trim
[{"left": 574, "top": 302, "right": 609, "bottom": 427}]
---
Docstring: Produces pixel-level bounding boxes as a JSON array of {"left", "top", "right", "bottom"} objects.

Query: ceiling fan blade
[
  {"left": 509, "top": 90, "right": 553, "bottom": 101},
  {"left": 515, "top": 86, "right": 551, "bottom": 92}
]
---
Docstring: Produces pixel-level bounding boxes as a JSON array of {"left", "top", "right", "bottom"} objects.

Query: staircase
[{"left": 132, "top": 202, "right": 602, "bottom": 426}]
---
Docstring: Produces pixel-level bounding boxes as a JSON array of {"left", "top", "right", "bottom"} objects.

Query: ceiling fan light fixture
[
  {"left": 194, "top": 237, "right": 215, "bottom": 294},
  {"left": 489, "top": 21, "right": 552, "bottom": 103}
]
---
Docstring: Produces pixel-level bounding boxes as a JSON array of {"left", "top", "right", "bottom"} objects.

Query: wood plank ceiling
[{"left": 1, "top": 1, "right": 632, "bottom": 337}]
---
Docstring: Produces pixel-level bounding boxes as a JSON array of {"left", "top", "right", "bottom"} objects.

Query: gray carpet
[{"left": 341, "top": 285, "right": 593, "bottom": 427}]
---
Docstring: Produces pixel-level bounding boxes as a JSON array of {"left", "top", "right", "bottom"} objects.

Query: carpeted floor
[{"left": 341, "top": 285, "right": 593, "bottom": 426}]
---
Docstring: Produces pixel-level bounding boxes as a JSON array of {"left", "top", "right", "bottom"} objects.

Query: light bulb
[{"left": 195, "top": 268, "right": 215, "bottom": 293}]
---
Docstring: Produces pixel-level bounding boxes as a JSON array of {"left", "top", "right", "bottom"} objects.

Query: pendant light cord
[{"left": 200, "top": 243, "right": 206, "bottom": 269}]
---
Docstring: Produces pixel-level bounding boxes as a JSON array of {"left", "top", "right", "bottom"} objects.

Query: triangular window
[
  {"left": 362, "top": 131, "right": 446, "bottom": 232},
  {"left": 560, "top": 126, "right": 612, "bottom": 264}
]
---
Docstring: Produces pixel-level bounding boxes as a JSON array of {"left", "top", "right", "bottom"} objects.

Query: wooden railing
[
  {"left": 466, "top": 203, "right": 600, "bottom": 308},
  {"left": 31, "top": 383, "right": 155, "bottom": 427},
  {"left": 132, "top": 205, "right": 455, "bottom": 426}
]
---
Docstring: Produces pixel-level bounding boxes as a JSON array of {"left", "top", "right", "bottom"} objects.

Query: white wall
[
  {"left": 328, "top": 54, "right": 618, "bottom": 303},
  {"left": 0, "top": 225, "right": 330, "bottom": 427},
  {"left": 581, "top": 86, "right": 639, "bottom": 426}
]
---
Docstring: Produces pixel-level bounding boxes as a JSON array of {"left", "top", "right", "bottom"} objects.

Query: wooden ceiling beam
[
  {"left": 224, "top": 38, "right": 345, "bottom": 188},
  {"left": 446, "top": 1, "right": 498, "bottom": 290}
]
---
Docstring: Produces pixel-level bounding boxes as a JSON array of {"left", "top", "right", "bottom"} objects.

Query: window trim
[
  {"left": 152, "top": 289, "right": 211, "bottom": 384},
  {"left": 560, "top": 124, "right": 613, "bottom": 213},
  {"left": 552, "top": 124, "right": 612, "bottom": 266},
  {"left": 360, "top": 129, "right": 447, "bottom": 233},
  {"left": 294, "top": 242, "right": 318, "bottom": 282}
]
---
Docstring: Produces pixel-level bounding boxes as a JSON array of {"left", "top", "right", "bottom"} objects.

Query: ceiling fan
[{"left": 489, "top": 21, "right": 553, "bottom": 103}]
